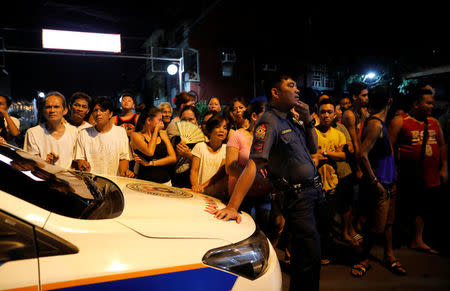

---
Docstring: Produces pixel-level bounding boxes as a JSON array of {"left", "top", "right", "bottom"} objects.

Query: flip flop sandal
[
  {"left": 410, "top": 247, "right": 439, "bottom": 255},
  {"left": 351, "top": 263, "right": 371, "bottom": 277},
  {"left": 385, "top": 260, "right": 407, "bottom": 276}
]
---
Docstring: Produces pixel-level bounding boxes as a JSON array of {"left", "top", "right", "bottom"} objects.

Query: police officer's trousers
[{"left": 285, "top": 186, "right": 323, "bottom": 291}]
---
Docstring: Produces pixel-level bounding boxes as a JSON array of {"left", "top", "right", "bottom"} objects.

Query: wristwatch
[{"left": 323, "top": 149, "right": 328, "bottom": 156}]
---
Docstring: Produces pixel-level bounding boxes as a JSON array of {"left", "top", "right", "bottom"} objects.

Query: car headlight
[{"left": 202, "top": 227, "right": 270, "bottom": 280}]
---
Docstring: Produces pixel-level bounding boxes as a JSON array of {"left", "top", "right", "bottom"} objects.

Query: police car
[{"left": 0, "top": 143, "right": 282, "bottom": 290}]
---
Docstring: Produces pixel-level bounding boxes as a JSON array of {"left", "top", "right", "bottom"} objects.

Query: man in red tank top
[
  {"left": 389, "top": 85, "right": 447, "bottom": 255},
  {"left": 112, "top": 92, "right": 140, "bottom": 137}
]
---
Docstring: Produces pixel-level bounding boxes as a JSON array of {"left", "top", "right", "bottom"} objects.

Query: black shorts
[{"left": 335, "top": 174, "right": 355, "bottom": 213}]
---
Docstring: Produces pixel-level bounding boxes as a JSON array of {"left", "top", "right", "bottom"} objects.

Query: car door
[
  {"left": 0, "top": 210, "right": 79, "bottom": 291},
  {"left": 0, "top": 211, "right": 40, "bottom": 291}
]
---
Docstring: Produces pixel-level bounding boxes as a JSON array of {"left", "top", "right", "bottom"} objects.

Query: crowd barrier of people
[{"left": 1, "top": 77, "right": 448, "bottom": 290}]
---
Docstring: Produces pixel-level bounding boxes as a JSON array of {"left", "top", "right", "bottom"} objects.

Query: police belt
[{"left": 273, "top": 175, "right": 322, "bottom": 193}]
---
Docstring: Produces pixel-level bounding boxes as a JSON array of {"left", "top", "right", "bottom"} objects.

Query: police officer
[{"left": 214, "top": 72, "right": 322, "bottom": 291}]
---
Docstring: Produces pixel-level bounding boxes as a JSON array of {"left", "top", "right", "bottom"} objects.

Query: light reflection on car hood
[{"left": 108, "top": 176, "right": 255, "bottom": 243}]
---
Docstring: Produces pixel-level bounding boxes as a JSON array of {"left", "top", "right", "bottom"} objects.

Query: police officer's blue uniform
[{"left": 250, "top": 105, "right": 323, "bottom": 291}]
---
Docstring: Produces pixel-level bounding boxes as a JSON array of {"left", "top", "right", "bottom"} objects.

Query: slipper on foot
[
  {"left": 410, "top": 247, "right": 439, "bottom": 255},
  {"left": 351, "top": 263, "right": 371, "bottom": 277},
  {"left": 385, "top": 260, "right": 407, "bottom": 276}
]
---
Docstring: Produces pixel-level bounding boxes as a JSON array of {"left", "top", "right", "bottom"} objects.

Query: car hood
[{"left": 109, "top": 177, "right": 255, "bottom": 243}]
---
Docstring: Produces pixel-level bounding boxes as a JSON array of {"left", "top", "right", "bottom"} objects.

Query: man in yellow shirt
[
  {"left": 312, "top": 99, "right": 346, "bottom": 189},
  {"left": 312, "top": 98, "right": 346, "bottom": 265}
]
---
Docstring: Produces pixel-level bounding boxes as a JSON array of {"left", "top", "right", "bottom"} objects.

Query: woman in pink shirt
[{"left": 225, "top": 101, "right": 272, "bottom": 216}]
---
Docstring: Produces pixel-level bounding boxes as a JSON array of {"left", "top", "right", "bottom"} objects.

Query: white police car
[{"left": 0, "top": 143, "right": 281, "bottom": 290}]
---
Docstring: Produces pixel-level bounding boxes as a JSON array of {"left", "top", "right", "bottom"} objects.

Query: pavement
[
  {"left": 276, "top": 245, "right": 450, "bottom": 291},
  {"left": 274, "top": 183, "right": 450, "bottom": 290}
]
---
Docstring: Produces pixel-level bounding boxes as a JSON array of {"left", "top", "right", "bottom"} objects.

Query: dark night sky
[{"left": 1, "top": 1, "right": 449, "bottom": 100}]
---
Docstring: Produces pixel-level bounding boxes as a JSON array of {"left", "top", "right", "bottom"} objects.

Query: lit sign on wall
[{"left": 42, "top": 29, "right": 121, "bottom": 53}]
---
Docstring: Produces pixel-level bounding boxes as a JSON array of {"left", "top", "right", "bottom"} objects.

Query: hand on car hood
[{"left": 110, "top": 178, "right": 255, "bottom": 243}]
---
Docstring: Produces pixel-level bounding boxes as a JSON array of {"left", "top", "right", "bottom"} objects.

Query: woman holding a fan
[{"left": 171, "top": 105, "right": 203, "bottom": 188}]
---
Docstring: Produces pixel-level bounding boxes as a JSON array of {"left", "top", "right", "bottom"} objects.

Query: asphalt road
[
  {"left": 275, "top": 183, "right": 450, "bottom": 290},
  {"left": 276, "top": 245, "right": 450, "bottom": 291}
]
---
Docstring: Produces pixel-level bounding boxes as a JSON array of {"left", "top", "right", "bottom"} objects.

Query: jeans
[
  {"left": 285, "top": 186, "right": 323, "bottom": 291},
  {"left": 241, "top": 194, "right": 272, "bottom": 236}
]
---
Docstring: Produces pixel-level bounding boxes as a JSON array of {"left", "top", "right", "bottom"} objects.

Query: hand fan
[{"left": 176, "top": 121, "right": 206, "bottom": 144}]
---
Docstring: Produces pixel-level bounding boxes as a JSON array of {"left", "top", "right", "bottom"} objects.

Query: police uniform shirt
[{"left": 249, "top": 105, "right": 317, "bottom": 183}]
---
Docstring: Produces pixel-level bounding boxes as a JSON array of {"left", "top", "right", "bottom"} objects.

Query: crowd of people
[{"left": 0, "top": 75, "right": 448, "bottom": 290}]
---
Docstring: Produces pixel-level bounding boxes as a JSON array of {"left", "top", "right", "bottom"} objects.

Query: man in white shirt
[
  {"left": 68, "top": 91, "right": 93, "bottom": 131},
  {"left": 0, "top": 94, "right": 20, "bottom": 144},
  {"left": 75, "top": 97, "right": 134, "bottom": 177},
  {"left": 23, "top": 91, "right": 78, "bottom": 169}
]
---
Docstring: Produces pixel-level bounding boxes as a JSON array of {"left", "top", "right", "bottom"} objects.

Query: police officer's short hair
[{"left": 263, "top": 72, "right": 293, "bottom": 102}]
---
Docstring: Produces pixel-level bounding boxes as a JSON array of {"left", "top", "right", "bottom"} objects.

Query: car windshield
[{"left": 0, "top": 144, "right": 124, "bottom": 219}]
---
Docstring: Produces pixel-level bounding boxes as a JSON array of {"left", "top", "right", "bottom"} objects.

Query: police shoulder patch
[{"left": 255, "top": 124, "right": 267, "bottom": 140}]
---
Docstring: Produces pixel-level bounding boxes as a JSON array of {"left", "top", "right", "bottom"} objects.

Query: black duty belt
[{"left": 274, "top": 175, "right": 322, "bottom": 193}]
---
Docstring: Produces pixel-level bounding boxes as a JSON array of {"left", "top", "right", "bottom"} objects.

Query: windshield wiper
[
  {"left": 80, "top": 173, "right": 103, "bottom": 200},
  {"left": 77, "top": 172, "right": 105, "bottom": 219}
]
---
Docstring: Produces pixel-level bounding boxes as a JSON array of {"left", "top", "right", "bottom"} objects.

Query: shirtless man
[{"left": 341, "top": 81, "right": 369, "bottom": 243}]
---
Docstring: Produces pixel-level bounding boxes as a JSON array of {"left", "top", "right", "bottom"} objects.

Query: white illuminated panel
[{"left": 42, "top": 29, "right": 121, "bottom": 53}]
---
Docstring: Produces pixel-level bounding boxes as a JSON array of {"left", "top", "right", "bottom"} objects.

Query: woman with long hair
[
  {"left": 225, "top": 101, "right": 271, "bottom": 216},
  {"left": 130, "top": 106, "right": 177, "bottom": 185}
]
